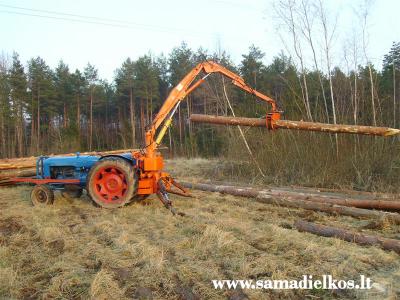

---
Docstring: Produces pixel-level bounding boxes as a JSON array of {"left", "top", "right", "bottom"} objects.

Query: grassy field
[{"left": 0, "top": 158, "right": 399, "bottom": 299}]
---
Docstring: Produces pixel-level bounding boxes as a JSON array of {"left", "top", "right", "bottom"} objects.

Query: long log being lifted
[
  {"left": 294, "top": 220, "right": 400, "bottom": 254},
  {"left": 190, "top": 114, "right": 400, "bottom": 137},
  {"left": 181, "top": 181, "right": 400, "bottom": 224}
]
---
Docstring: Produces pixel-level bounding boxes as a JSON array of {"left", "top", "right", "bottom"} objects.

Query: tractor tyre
[
  {"left": 31, "top": 185, "right": 55, "bottom": 206},
  {"left": 86, "top": 157, "right": 137, "bottom": 208}
]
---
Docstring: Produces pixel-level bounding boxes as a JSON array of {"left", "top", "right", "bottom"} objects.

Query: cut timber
[
  {"left": 0, "top": 168, "right": 36, "bottom": 180},
  {"left": 260, "top": 188, "right": 400, "bottom": 211},
  {"left": 294, "top": 220, "right": 400, "bottom": 254},
  {"left": 189, "top": 114, "right": 400, "bottom": 137},
  {"left": 0, "top": 168, "right": 36, "bottom": 186},
  {"left": 181, "top": 182, "right": 400, "bottom": 224},
  {"left": 0, "top": 147, "right": 166, "bottom": 171},
  {"left": 0, "top": 148, "right": 137, "bottom": 170}
]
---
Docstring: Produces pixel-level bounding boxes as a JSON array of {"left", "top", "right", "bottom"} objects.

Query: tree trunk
[
  {"left": 140, "top": 98, "right": 145, "bottom": 141},
  {"left": 394, "top": 60, "right": 396, "bottom": 127},
  {"left": 354, "top": 67, "right": 358, "bottom": 125},
  {"left": 0, "top": 168, "right": 36, "bottom": 181},
  {"left": 285, "top": 0, "right": 312, "bottom": 121},
  {"left": 178, "top": 105, "right": 182, "bottom": 154},
  {"left": 63, "top": 102, "right": 67, "bottom": 128},
  {"left": 89, "top": 88, "right": 93, "bottom": 151},
  {"left": 189, "top": 114, "right": 400, "bottom": 137},
  {"left": 368, "top": 64, "right": 377, "bottom": 126},
  {"left": 0, "top": 148, "right": 148, "bottom": 171},
  {"left": 146, "top": 89, "right": 149, "bottom": 126},
  {"left": 129, "top": 88, "right": 135, "bottom": 147},
  {"left": 37, "top": 87, "right": 40, "bottom": 153},
  {"left": 187, "top": 96, "right": 194, "bottom": 156},
  {"left": 150, "top": 90, "right": 153, "bottom": 123},
  {"left": 180, "top": 181, "right": 400, "bottom": 224},
  {"left": 30, "top": 93, "right": 35, "bottom": 155},
  {"left": 300, "top": 0, "right": 329, "bottom": 122},
  {"left": 179, "top": 181, "right": 400, "bottom": 210},
  {"left": 77, "top": 93, "right": 80, "bottom": 146},
  {"left": 15, "top": 101, "right": 23, "bottom": 157},
  {"left": 294, "top": 220, "right": 400, "bottom": 254},
  {"left": 0, "top": 102, "right": 4, "bottom": 158}
]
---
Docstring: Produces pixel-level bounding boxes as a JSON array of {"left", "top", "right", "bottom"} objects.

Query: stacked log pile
[
  {"left": 0, "top": 148, "right": 140, "bottom": 185},
  {"left": 181, "top": 181, "right": 400, "bottom": 219},
  {"left": 0, "top": 148, "right": 139, "bottom": 170}
]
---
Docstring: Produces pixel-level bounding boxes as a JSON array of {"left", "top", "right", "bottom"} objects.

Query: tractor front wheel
[
  {"left": 31, "top": 185, "right": 55, "bottom": 206},
  {"left": 86, "top": 157, "right": 137, "bottom": 208}
]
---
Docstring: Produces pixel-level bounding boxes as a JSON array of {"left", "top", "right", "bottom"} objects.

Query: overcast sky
[{"left": 1, "top": 0, "right": 399, "bottom": 81}]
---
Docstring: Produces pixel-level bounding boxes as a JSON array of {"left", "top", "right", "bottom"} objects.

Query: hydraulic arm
[
  {"left": 132, "top": 61, "right": 281, "bottom": 213},
  {"left": 145, "top": 61, "right": 280, "bottom": 155}
]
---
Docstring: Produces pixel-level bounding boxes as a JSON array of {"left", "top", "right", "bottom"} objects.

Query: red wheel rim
[{"left": 93, "top": 166, "right": 128, "bottom": 204}]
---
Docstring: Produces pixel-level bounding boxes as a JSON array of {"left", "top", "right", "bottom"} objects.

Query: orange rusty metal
[{"left": 137, "top": 177, "right": 153, "bottom": 195}]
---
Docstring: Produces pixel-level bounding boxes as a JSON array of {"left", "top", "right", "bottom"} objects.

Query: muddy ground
[{"left": 0, "top": 158, "right": 399, "bottom": 299}]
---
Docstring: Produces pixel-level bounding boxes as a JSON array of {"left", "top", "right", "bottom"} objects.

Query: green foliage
[
  {"left": 168, "top": 42, "right": 195, "bottom": 86},
  {"left": 240, "top": 45, "right": 266, "bottom": 88},
  {"left": 28, "top": 56, "right": 56, "bottom": 116},
  {"left": 9, "top": 53, "right": 28, "bottom": 116},
  {"left": 84, "top": 63, "right": 98, "bottom": 86},
  {"left": 134, "top": 55, "right": 159, "bottom": 103}
]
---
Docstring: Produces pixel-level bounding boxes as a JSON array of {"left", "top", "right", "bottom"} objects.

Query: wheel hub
[
  {"left": 93, "top": 167, "right": 127, "bottom": 203},
  {"left": 37, "top": 191, "right": 46, "bottom": 202}
]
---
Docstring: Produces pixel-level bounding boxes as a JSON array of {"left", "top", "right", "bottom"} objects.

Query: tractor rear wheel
[
  {"left": 86, "top": 157, "right": 137, "bottom": 208},
  {"left": 31, "top": 185, "right": 54, "bottom": 206}
]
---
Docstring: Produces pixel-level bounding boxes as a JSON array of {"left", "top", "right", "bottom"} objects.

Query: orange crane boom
[
  {"left": 145, "top": 61, "right": 280, "bottom": 155},
  {"left": 132, "top": 61, "right": 281, "bottom": 213}
]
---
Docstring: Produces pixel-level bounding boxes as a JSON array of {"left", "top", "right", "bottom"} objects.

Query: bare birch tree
[
  {"left": 360, "top": 0, "right": 377, "bottom": 126},
  {"left": 317, "top": 0, "right": 337, "bottom": 126},
  {"left": 393, "top": 55, "right": 396, "bottom": 127},
  {"left": 274, "top": 0, "right": 313, "bottom": 121},
  {"left": 299, "top": 0, "right": 329, "bottom": 122},
  {"left": 0, "top": 54, "right": 9, "bottom": 157},
  {"left": 315, "top": 0, "right": 339, "bottom": 155},
  {"left": 352, "top": 34, "right": 359, "bottom": 125}
]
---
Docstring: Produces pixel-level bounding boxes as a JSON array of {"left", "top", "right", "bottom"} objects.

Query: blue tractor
[{"left": 15, "top": 153, "right": 141, "bottom": 208}]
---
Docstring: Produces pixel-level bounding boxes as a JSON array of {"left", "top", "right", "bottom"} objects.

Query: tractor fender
[{"left": 99, "top": 154, "right": 136, "bottom": 166}]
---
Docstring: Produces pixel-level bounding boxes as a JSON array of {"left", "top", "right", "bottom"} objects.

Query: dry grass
[{"left": 0, "top": 158, "right": 399, "bottom": 299}]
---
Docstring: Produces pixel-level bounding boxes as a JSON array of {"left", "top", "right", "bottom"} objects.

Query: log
[
  {"left": 189, "top": 114, "right": 400, "bottom": 137},
  {"left": 181, "top": 181, "right": 400, "bottom": 224},
  {"left": 259, "top": 188, "right": 400, "bottom": 211},
  {"left": 0, "top": 168, "right": 36, "bottom": 186},
  {"left": 0, "top": 168, "right": 36, "bottom": 180},
  {"left": 294, "top": 220, "right": 400, "bottom": 254},
  {"left": 0, "top": 148, "right": 169, "bottom": 171}
]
